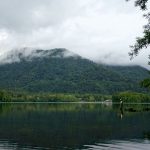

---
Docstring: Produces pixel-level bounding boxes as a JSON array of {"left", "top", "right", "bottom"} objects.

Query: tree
[
  {"left": 127, "top": 0, "right": 150, "bottom": 61},
  {"left": 126, "top": 0, "right": 150, "bottom": 88},
  {"left": 0, "top": 90, "right": 11, "bottom": 102}
]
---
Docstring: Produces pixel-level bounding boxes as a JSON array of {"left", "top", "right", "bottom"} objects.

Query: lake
[{"left": 0, "top": 103, "right": 149, "bottom": 150}]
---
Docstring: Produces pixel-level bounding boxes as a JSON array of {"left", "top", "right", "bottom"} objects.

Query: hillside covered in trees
[{"left": 0, "top": 48, "right": 149, "bottom": 94}]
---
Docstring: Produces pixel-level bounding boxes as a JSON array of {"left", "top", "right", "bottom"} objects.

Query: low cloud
[{"left": 0, "top": 0, "right": 149, "bottom": 68}]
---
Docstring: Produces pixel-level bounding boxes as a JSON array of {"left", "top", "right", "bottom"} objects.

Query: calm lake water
[{"left": 0, "top": 103, "right": 149, "bottom": 150}]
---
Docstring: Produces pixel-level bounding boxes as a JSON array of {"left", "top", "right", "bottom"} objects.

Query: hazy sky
[{"left": 0, "top": 0, "right": 149, "bottom": 68}]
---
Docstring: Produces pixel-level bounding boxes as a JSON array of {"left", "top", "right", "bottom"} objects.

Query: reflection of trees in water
[
  {"left": 0, "top": 104, "right": 149, "bottom": 149},
  {"left": 113, "top": 103, "right": 150, "bottom": 120},
  {"left": 113, "top": 103, "right": 150, "bottom": 113},
  {"left": 144, "top": 131, "right": 150, "bottom": 140},
  {"left": 0, "top": 103, "right": 113, "bottom": 115},
  {"left": 0, "top": 104, "right": 13, "bottom": 115}
]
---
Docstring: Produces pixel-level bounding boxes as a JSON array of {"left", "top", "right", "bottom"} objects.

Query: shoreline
[{"left": 0, "top": 101, "right": 150, "bottom": 104}]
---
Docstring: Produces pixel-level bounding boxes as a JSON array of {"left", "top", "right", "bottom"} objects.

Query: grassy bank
[
  {"left": 112, "top": 91, "right": 150, "bottom": 103},
  {"left": 1, "top": 90, "right": 150, "bottom": 103},
  {"left": 0, "top": 90, "right": 111, "bottom": 102}
]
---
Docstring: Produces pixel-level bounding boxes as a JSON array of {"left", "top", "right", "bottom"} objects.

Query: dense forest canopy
[{"left": 0, "top": 49, "right": 148, "bottom": 94}]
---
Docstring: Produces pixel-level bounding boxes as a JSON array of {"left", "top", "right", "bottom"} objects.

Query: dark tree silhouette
[
  {"left": 127, "top": 0, "right": 150, "bottom": 61},
  {"left": 127, "top": 0, "right": 150, "bottom": 88}
]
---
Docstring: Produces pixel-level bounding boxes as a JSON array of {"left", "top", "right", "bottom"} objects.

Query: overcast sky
[{"left": 0, "top": 0, "right": 149, "bottom": 68}]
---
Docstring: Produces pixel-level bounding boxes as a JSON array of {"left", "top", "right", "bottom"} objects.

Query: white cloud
[{"left": 0, "top": 0, "right": 149, "bottom": 68}]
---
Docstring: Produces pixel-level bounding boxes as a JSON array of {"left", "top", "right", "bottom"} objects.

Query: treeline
[
  {"left": 0, "top": 90, "right": 12, "bottom": 101},
  {"left": 112, "top": 91, "right": 150, "bottom": 103},
  {"left": 0, "top": 90, "right": 111, "bottom": 102}
]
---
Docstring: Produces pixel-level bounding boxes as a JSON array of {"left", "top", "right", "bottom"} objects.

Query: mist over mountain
[
  {"left": 0, "top": 0, "right": 148, "bottom": 68},
  {"left": 0, "top": 48, "right": 149, "bottom": 94},
  {"left": 0, "top": 48, "right": 81, "bottom": 64}
]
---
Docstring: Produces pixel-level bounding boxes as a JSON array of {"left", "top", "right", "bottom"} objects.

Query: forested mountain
[{"left": 0, "top": 48, "right": 149, "bottom": 94}]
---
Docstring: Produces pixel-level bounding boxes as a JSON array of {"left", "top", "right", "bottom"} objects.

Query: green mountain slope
[{"left": 0, "top": 48, "right": 149, "bottom": 94}]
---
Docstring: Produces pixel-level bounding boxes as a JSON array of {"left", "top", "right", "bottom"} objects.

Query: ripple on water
[{"left": 83, "top": 140, "right": 150, "bottom": 150}]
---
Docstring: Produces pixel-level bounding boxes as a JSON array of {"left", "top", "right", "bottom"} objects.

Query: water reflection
[
  {"left": 120, "top": 108, "right": 124, "bottom": 120},
  {"left": 0, "top": 103, "right": 149, "bottom": 149},
  {"left": 84, "top": 139, "right": 150, "bottom": 150}
]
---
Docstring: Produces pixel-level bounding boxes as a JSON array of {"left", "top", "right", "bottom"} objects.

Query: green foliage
[
  {"left": 0, "top": 90, "right": 11, "bottom": 102},
  {"left": 3, "top": 91, "right": 111, "bottom": 102},
  {"left": 0, "top": 49, "right": 148, "bottom": 94},
  {"left": 140, "top": 78, "right": 150, "bottom": 88},
  {"left": 112, "top": 91, "right": 150, "bottom": 103}
]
